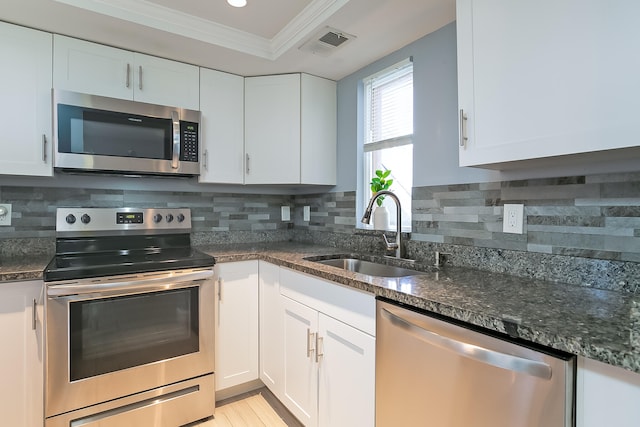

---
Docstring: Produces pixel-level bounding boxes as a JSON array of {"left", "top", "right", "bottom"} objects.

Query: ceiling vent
[{"left": 299, "top": 27, "right": 355, "bottom": 56}]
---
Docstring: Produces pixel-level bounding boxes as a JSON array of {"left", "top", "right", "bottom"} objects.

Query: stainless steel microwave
[{"left": 53, "top": 90, "right": 201, "bottom": 176}]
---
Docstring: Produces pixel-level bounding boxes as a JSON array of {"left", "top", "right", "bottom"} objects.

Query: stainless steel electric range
[{"left": 43, "top": 207, "right": 215, "bottom": 427}]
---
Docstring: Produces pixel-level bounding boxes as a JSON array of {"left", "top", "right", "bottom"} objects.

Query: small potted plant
[{"left": 370, "top": 169, "right": 393, "bottom": 229}]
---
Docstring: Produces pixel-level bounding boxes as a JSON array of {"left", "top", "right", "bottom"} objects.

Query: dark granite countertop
[
  {"left": 199, "top": 242, "right": 640, "bottom": 374},
  {"left": 0, "top": 255, "right": 51, "bottom": 282},
  {"left": 2, "top": 242, "right": 638, "bottom": 374}
]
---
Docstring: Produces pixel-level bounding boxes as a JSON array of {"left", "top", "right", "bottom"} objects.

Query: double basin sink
[{"left": 305, "top": 254, "right": 429, "bottom": 278}]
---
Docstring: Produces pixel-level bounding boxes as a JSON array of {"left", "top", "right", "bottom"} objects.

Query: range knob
[
  {"left": 166, "top": 213, "right": 174, "bottom": 223},
  {"left": 153, "top": 213, "right": 163, "bottom": 223},
  {"left": 65, "top": 214, "right": 76, "bottom": 224},
  {"left": 176, "top": 213, "right": 185, "bottom": 223},
  {"left": 81, "top": 214, "right": 91, "bottom": 224}
]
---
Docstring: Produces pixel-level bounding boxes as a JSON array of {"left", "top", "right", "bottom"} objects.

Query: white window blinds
[{"left": 364, "top": 58, "right": 413, "bottom": 149}]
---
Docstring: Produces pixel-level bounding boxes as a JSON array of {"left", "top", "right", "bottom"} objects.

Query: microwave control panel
[{"left": 180, "top": 122, "right": 199, "bottom": 162}]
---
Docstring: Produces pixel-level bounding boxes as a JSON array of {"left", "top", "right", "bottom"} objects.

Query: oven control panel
[{"left": 56, "top": 208, "right": 192, "bottom": 235}]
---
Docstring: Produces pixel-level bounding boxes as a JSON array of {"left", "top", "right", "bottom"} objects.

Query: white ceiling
[{"left": 1, "top": 0, "right": 455, "bottom": 81}]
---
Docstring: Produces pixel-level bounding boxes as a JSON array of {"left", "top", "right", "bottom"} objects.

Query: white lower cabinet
[
  {"left": 279, "top": 267, "right": 376, "bottom": 427},
  {"left": 577, "top": 356, "right": 640, "bottom": 427},
  {"left": 317, "top": 314, "right": 375, "bottom": 427},
  {"left": 259, "top": 261, "right": 284, "bottom": 396},
  {"left": 214, "top": 261, "right": 259, "bottom": 392},
  {"left": 0, "top": 280, "right": 44, "bottom": 427}
]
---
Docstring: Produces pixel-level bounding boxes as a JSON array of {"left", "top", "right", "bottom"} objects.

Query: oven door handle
[{"left": 47, "top": 269, "right": 213, "bottom": 297}]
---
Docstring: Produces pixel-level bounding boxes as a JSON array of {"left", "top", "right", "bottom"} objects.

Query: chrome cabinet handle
[
  {"left": 315, "top": 334, "right": 323, "bottom": 363},
  {"left": 32, "top": 299, "right": 37, "bottom": 330},
  {"left": 171, "top": 111, "right": 180, "bottom": 169},
  {"left": 42, "top": 134, "right": 47, "bottom": 162},
  {"left": 306, "top": 328, "right": 315, "bottom": 358},
  {"left": 459, "top": 109, "right": 468, "bottom": 147},
  {"left": 217, "top": 277, "right": 223, "bottom": 302},
  {"left": 138, "top": 65, "right": 143, "bottom": 90},
  {"left": 126, "top": 63, "right": 131, "bottom": 88},
  {"left": 203, "top": 149, "right": 208, "bottom": 171},
  {"left": 380, "top": 307, "right": 552, "bottom": 380},
  {"left": 245, "top": 153, "right": 250, "bottom": 174}
]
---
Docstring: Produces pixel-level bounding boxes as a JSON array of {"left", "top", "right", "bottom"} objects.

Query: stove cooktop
[{"left": 44, "top": 207, "right": 215, "bottom": 282}]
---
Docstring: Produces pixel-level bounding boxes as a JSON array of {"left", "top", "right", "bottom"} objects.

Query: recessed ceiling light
[{"left": 227, "top": 0, "right": 247, "bottom": 7}]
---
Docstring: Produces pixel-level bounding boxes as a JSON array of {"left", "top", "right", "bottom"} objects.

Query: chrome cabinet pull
[
  {"left": 217, "top": 277, "right": 223, "bottom": 302},
  {"left": 203, "top": 149, "right": 208, "bottom": 171},
  {"left": 171, "top": 111, "right": 180, "bottom": 169},
  {"left": 245, "top": 153, "right": 250, "bottom": 175},
  {"left": 139, "top": 65, "right": 143, "bottom": 90},
  {"left": 380, "top": 307, "right": 552, "bottom": 380},
  {"left": 32, "top": 299, "right": 37, "bottom": 330},
  {"left": 126, "top": 63, "right": 131, "bottom": 88},
  {"left": 315, "top": 334, "right": 323, "bottom": 363},
  {"left": 306, "top": 328, "right": 315, "bottom": 358},
  {"left": 459, "top": 109, "right": 468, "bottom": 147},
  {"left": 42, "top": 134, "right": 47, "bottom": 162}
]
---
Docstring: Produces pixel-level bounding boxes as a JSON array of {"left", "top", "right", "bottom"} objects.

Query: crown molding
[{"left": 54, "top": 0, "right": 350, "bottom": 60}]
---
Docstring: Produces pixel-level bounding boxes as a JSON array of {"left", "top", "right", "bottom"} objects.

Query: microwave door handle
[{"left": 171, "top": 111, "right": 180, "bottom": 169}]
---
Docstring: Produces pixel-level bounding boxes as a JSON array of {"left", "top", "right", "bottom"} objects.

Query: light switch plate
[
  {"left": 0, "top": 203, "right": 12, "bottom": 226},
  {"left": 281, "top": 206, "right": 291, "bottom": 221},
  {"left": 503, "top": 204, "right": 524, "bottom": 234},
  {"left": 303, "top": 206, "right": 310, "bottom": 222}
]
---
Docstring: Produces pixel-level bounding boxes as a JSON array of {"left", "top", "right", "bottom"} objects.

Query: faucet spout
[{"left": 361, "top": 190, "right": 403, "bottom": 258}]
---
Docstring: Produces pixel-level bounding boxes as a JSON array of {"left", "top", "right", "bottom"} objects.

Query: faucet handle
[{"left": 383, "top": 234, "right": 399, "bottom": 250}]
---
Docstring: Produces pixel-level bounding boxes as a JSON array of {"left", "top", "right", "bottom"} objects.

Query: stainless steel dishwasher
[{"left": 376, "top": 299, "right": 575, "bottom": 427}]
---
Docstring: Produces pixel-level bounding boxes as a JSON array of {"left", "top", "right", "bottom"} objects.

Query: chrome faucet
[{"left": 361, "top": 190, "right": 403, "bottom": 258}]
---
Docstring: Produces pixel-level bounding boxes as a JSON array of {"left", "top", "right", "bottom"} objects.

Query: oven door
[{"left": 45, "top": 268, "right": 214, "bottom": 418}]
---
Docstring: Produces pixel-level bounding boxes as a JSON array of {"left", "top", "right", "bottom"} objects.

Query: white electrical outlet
[
  {"left": 303, "top": 206, "right": 310, "bottom": 222},
  {"left": 281, "top": 206, "right": 291, "bottom": 221},
  {"left": 503, "top": 204, "right": 524, "bottom": 234},
  {"left": 0, "top": 203, "right": 12, "bottom": 226}
]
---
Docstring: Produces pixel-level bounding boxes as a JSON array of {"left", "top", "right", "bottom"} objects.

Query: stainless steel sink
[{"left": 313, "top": 257, "right": 427, "bottom": 278}]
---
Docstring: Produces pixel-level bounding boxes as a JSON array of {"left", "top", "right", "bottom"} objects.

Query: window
[{"left": 362, "top": 58, "right": 413, "bottom": 231}]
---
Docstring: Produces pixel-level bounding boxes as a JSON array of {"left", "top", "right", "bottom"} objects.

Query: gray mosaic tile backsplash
[{"left": 1, "top": 172, "right": 638, "bottom": 291}]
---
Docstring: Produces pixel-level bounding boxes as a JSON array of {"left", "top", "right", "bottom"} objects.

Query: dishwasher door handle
[{"left": 381, "top": 307, "right": 552, "bottom": 380}]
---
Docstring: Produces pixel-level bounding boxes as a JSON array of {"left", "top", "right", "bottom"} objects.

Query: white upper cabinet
[
  {"left": 456, "top": 0, "right": 640, "bottom": 168},
  {"left": 244, "top": 73, "right": 336, "bottom": 185},
  {"left": 0, "top": 22, "right": 53, "bottom": 177},
  {"left": 53, "top": 35, "right": 199, "bottom": 109},
  {"left": 199, "top": 68, "right": 245, "bottom": 184}
]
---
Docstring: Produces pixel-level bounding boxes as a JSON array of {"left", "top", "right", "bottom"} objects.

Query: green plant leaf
[
  {"left": 385, "top": 179, "right": 393, "bottom": 188},
  {"left": 381, "top": 169, "right": 391, "bottom": 179}
]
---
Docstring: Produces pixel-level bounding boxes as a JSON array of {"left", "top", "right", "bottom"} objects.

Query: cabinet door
[
  {"left": 0, "top": 23, "right": 52, "bottom": 177},
  {"left": 259, "top": 261, "right": 284, "bottom": 397},
  {"left": 300, "top": 74, "right": 337, "bottom": 185},
  {"left": 214, "top": 261, "right": 259, "bottom": 391},
  {"left": 0, "top": 280, "right": 44, "bottom": 427},
  {"left": 282, "top": 296, "right": 318, "bottom": 427},
  {"left": 133, "top": 53, "right": 199, "bottom": 110},
  {"left": 199, "top": 68, "right": 245, "bottom": 184},
  {"left": 318, "top": 314, "right": 375, "bottom": 427},
  {"left": 53, "top": 35, "right": 134, "bottom": 100},
  {"left": 577, "top": 357, "right": 640, "bottom": 427},
  {"left": 457, "top": 0, "right": 640, "bottom": 167},
  {"left": 244, "top": 74, "right": 301, "bottom": 184}
]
